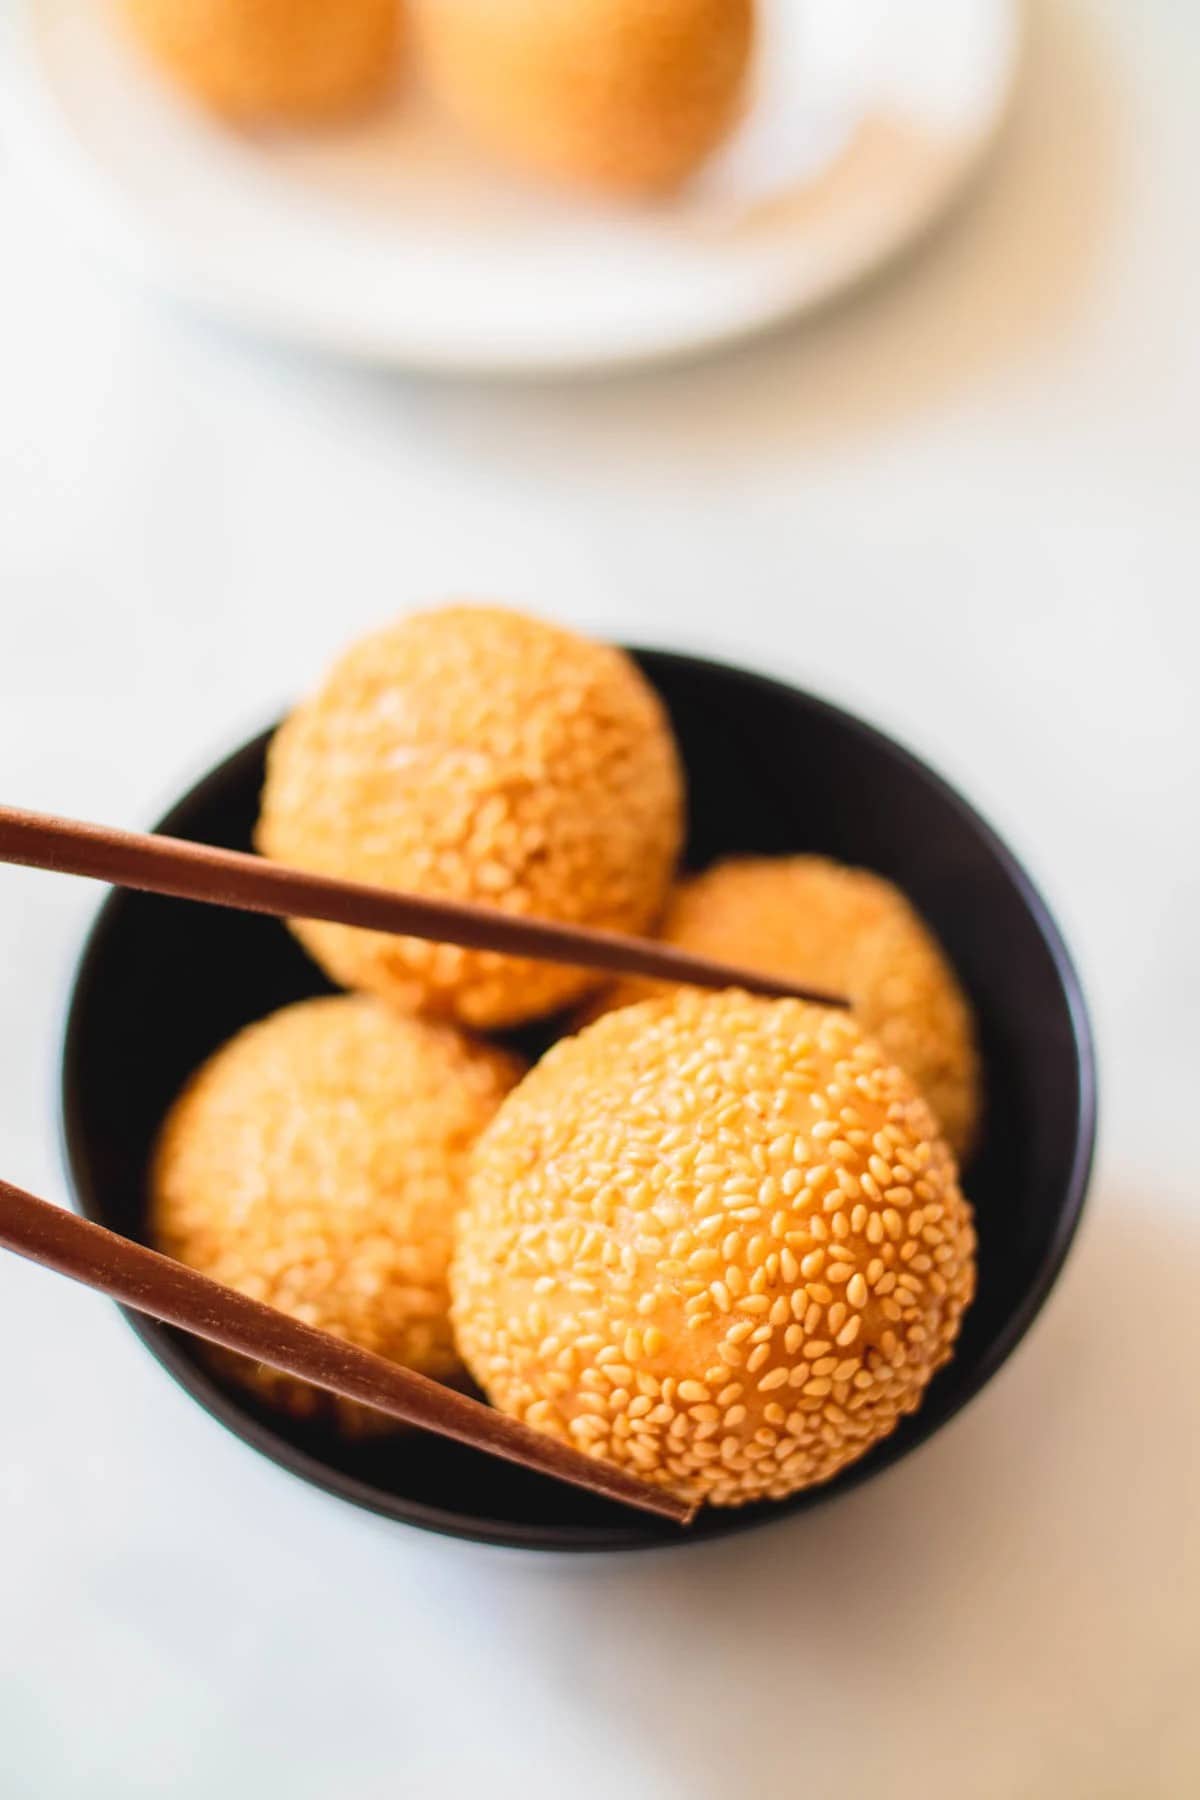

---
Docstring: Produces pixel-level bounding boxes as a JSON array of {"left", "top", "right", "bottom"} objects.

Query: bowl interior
[{"left": 60, "top": 651, "right": 1095, "bottom": 1550}]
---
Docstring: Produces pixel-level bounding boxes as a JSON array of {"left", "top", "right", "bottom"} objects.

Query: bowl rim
[{"left": 58, "top": 646, "right": 1098, "bottom": 1553}]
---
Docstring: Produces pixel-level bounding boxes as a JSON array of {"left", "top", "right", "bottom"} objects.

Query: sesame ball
[
  {"left": 584, "top": 856, "right": 982, "bottom": 1159},
  {"left": 122, "top": 0, "right": 399, "bottom": 124},
  {"left": 412, "top": 0, "right": 755, "bottom": 196},
  {"left": 151, "top": 994, "right": 523, "bottom": 1428},
  {"left": 452, "top": 991, "right": 976, "bottom": 1509},
  {"left": 257, "top": 606, "right": 685, "bottom": 1028}
]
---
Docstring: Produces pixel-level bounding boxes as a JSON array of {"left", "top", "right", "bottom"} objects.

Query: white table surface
[{"left": 2, "top": 2, "right": 1197, "bottom": 1794}]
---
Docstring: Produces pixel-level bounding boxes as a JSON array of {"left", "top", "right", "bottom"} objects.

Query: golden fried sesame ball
[
  {"left": 413, "top": 0, "right": 755, "bottom": 196},
  {"left": 122, "top": 0, "right": 399, "bottom": 124},
  {"left": 257, "top": 606, "right": 685, "bottom": 1029},
  {"left": 453, "top": 991, "right": 975, "bottom": 1509},
  {"left": 151, "top": 994, "right": 522, "bottom": 1428},
  {"left": 583, "top": 856, "right": 981, "bottom": 1160}
]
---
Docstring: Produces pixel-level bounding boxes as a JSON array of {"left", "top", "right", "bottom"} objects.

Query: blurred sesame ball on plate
[
  {"left": 121, "top": 0, "right": 401, "bottom": 123},
  {"left": 452, "top": 990, "right": 976, "bottom": 1510},
  {"left": 412, "top": 0, "right": 756, "bottom": 196},
  {"left": 583, "top": 856, "right": 982, "bottom": 1160},
  {"left": 257, "top": 606, "right": 686, "bottom": 1028},
  {"left": 151, "top": 994, "right": 523, "bottom": 1429}
]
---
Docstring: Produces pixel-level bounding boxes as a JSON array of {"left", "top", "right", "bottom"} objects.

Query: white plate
[{"left": 10, "top": 0, "right": 1020, "bottom": 374}]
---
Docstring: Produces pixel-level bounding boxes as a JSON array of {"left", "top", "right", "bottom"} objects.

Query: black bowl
[{"left": 60, "top": 649, "right": 1096, "bottom": 1551}]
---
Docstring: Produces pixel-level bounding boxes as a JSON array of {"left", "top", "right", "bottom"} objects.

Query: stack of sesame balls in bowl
[{"left": 149, "top": 603, "right": 981, "bottom": 1517}]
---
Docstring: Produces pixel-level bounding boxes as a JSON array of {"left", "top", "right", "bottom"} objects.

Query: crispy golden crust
[
  {"left": 123, "top": 0, "right": 399, "bottom": 123},
  {"left": 151, "top": 995, "right": 523, "bottom": 1429},
  {"left": 257, "top": 606, "right": 685, "bottom": 1028},
  {"left": 453, "top": 991, "right": 975, "bottom": 1508},
  {"left": 582, "top": 856, "right": 982, "bottom": 1159},
  {"left": 413, "top": 0, "right": 755, "bottom": 195}
]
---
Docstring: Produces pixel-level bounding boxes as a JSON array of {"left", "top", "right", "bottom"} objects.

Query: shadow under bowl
[{"left": 59, "top": 649, "right": 1096, "bottom": 1551}]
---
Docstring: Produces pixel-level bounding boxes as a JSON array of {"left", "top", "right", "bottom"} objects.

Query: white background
[{"left": 2, "top": 2, "right": 1197, "bottom": 1794}]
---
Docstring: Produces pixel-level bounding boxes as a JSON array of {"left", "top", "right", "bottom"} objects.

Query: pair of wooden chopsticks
[{"left": 0, "top": 802, "right": 849, "bottom": 1522}]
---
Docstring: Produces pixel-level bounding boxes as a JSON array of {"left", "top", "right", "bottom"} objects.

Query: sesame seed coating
[
  {"left": 412, "top": 0, "right": 755, "bottom": 196},
  {"left": 452, "top": 990, "right": 975, "bottom": 1508},
  {"left": 122, "top": 0, "right": 399, "bottom": 123},
  {"left": 151, "top": 994, "right": 523, "bottom": 1429},
  {"left": 257, "top": 606, "right": 685, "bottom": 1029},
  {"left": 583, "top": 855, "right": 981, "bottom": 1158}
]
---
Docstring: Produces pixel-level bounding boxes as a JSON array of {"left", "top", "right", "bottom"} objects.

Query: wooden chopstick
[
  {"left": 0, "top": 1177, "right": 694, "bottom": 1524},
  {"left": 0, "top": 804, "right": 848, "bottom": 1008}
]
